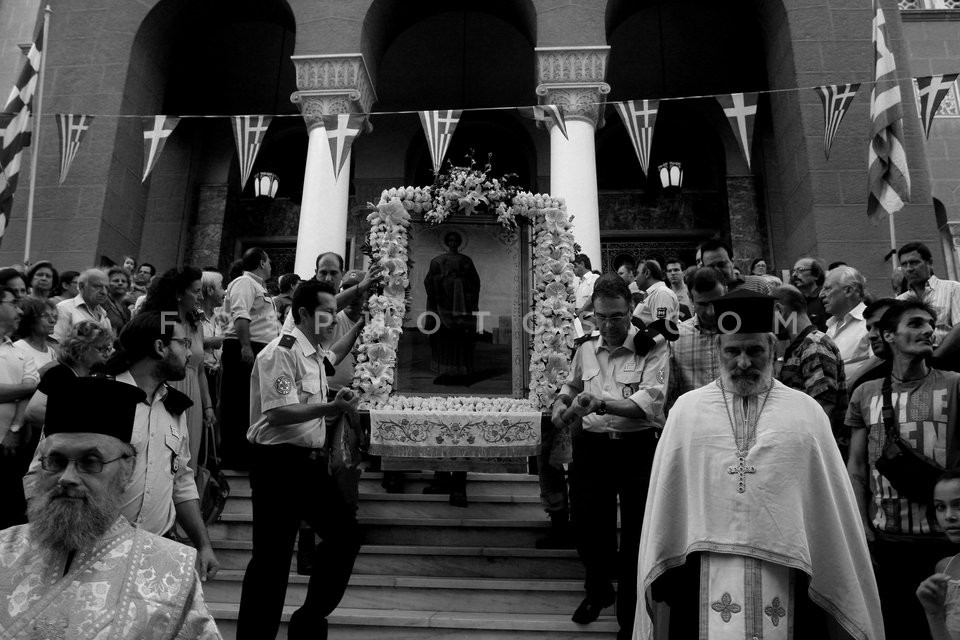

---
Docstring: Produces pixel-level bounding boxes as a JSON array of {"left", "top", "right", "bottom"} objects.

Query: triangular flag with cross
[
  {"left": 813, "top": 83, "right": 860, "bottom": 160},
  {"left": 321, "top": 113, "right": 365, "bottom": 181},
  {"left": 231, "top": 115, "right": 272, "bottom": 190},
  {"left": 419, "top": 110, "right": 462, "bottom": 173},
  {"left": 141, "top": 115, "right": 181, "bottom": 182},
  {"left": 518, "top": 104, "right": 568, "bottom": 140},
  {"left": 716, "top": 92, "right": 759, "bottom": 170},
  {"left": 55, "top": 114, "right": 93, "bottom": 185},
  {"left": 613, "top": 99, "right": 660, "bottom": 177},
  {"left": 916, "top": 73, "right": 959, "bottom": 139}
]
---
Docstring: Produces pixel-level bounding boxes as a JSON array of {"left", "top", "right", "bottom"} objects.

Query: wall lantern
[
  {"left": 253, "top": 172, "right": 279, "bottom": 199},
  {"left": 658, "top": 162, "right": 683, "bottom": 191}
]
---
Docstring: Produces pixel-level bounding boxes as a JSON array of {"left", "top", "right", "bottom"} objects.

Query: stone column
[
  {"left": 944, "top": 221, "right": 960, "bottom": 281},
  {"left": 185, "top": 184, "right": 229, "bottom": 269},
  {"left": 291, "top": 54, "right": 375, "bottom": 277},
  {"left": 535, "top": 46, "right": 610, "bottom": 269},
  {"left": 726, "top": 175, "right": 767, "bottom": 271}
]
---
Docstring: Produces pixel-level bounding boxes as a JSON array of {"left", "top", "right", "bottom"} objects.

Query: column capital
[
  {"left": 290, "top": 54, "right": 376, "bottom": 131},
  {"left": 535, "top": 46, "right": 611, "bottom": 127}
]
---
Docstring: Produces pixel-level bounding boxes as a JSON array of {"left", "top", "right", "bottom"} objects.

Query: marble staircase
[{"left": 206, "top": 470, "right": 619, "bottom": 639}]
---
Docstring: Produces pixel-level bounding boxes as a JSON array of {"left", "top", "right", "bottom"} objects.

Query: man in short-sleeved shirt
[
  {"left": 219, "top": 247, "right": 279, "bottom": 468},
  {"left": 632, "top": 260, "right": 679, "bottom": 327},
  {"left": 897, "top": 241, "right": 960, "bottom": 345},
  {"left": 53, "top": 268, "right": 112, "bottom": 344},
  {"left": 846, "top": 300, "right": 960, "bottom": 639},
  {"left": 238, "top": 280, "right": 361, "bottom": 640},
  {"left": 550, "top": 274, "right": 668, "bottom": 638}
]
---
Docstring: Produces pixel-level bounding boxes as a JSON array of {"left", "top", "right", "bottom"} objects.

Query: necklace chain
[{"left": 717, "top": 378, "right": 773, "bottom": 454}]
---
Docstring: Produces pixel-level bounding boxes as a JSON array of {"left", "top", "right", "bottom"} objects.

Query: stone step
[
  {"left": 208, "top": 515, "right": 553, "bottom": 548},
  {"left": 211, "top": 605, "right": 618, "bottom": 639},
  {"left": 212, "top": 541, "right": 585, "bottom": 579},
  {"left": 222, "top": 489, "right": 547, "bottom": 520},
  {"left": 204, "top": 571, "right": 589, "bottom": 614},
  {"left": 223, "top": 470, "right": 541, "bottom": 496}
]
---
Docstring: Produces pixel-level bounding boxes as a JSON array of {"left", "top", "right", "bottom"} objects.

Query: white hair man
[
  {"left": 0, "top": 377, "right": 221, "bottom": 638},
  {"left": 821, "top": 265, "right": 872, "bottom": 385},
  {"left": 634, "top": 289, "right": 882, "bottom": 639},
  {"left": 52, "top": 268, "right": 111, "bottom": 343}
]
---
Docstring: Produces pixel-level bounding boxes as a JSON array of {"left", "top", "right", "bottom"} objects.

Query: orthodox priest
[
  {"left": 0, "top": 377, "right": 221, "bottom": 639},
  {"left": 633, "top": 289, "right": 883, "bottom": 640}
]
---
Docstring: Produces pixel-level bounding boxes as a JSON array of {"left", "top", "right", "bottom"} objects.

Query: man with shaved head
[
  {"left": 822, "top": 265, "right": 872, "bottom": 384},
  {"left": 772, "top": 284, "right": 848, "bottom": 455},
  {"left": 53, "top": 268, "right": 112, "bottom": 344}
]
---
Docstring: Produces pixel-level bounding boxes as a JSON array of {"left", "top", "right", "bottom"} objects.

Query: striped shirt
[
  {"left": 897, "top": 275, "right": 960, "bottom": 345},
  {"left": 667, "top": 315, "right": 720, "bottom": 409},
  {"left": 777, "top": 326, "right": 848, "bottom": 443}
]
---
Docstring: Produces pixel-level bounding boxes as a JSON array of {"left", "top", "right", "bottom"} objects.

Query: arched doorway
[
  {"left": 124, "top": 0, "right": 298, "bottom": 273},
  {"left": 603, "top": 0, "right": 774, "bottom": 271}
]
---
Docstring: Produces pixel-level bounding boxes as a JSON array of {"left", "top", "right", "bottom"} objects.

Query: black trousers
[
  {"left": 237, "top": 444, "right": 361, "bottom": 640},
  {"left": 870, "top": 531, "right": 954, "bottom": 640},
  {"left": 570, "top": 429, "right": 657, "bottom": 638},
  {"left": 218, "top": 339, "right": 266, "bottom": 469}
]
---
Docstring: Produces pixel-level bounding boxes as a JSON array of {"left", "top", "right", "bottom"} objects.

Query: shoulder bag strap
[{"left": 880, "top": 375, "right": 899, "bottom": 446}]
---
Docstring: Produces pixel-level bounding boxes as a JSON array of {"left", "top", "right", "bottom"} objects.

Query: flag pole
[
  {"left": 889, "top": 211, "right": 897, "bottom": 273},
  {"left": 22, "top": 5, "right": 50, "bottom": 266}
]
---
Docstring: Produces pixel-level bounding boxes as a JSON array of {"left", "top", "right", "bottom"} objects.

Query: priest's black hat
[
  {"left": 712, "top": 288, "right": 776, "bottom": 334},
  {"left": 45, "top": 377, "right": 145, "bottom": 443}
]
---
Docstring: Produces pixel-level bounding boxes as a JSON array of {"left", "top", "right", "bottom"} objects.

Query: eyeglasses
[
  {"left": 40, "top": 453, "right": 131, "bottom": 474},
  {"left": 791, "top": 268, "right": 813, "bottom": 274},
  {"left": 168, "top": 337, "right": 192, "bottom": 350},
  {"left": 594, "top": 314, "right": 627, "bottom": 325}
]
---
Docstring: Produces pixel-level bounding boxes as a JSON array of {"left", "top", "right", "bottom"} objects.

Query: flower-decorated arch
[{"left": 353, "top": 173, "right": 578, "bottom": 413}]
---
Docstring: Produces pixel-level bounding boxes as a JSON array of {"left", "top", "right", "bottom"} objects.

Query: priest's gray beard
[
  {"left": 720, "top": 359, "right": 775, "bottom": 396},
  {"left": 28, "top": 478, "right": 123, "bottom": 554}
]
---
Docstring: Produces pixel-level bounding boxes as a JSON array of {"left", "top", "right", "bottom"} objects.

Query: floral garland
[
  {"left": 425, "top": 154, "right": 520, "bottom": 229},
  {"left": 353, "top": 188, "right": 577, "bottom": 412}
]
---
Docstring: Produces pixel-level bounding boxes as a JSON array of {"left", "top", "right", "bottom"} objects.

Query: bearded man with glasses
[
  {"left": 0, "top": 376, "right": 221, "bottom": 639},
  {"left": 23, "top": 311, "right": 220, "bottom": 583}
]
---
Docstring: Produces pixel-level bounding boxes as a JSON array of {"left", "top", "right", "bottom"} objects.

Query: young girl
[{"left": 918, "top": 470, "right": 960, "bottom": 639}]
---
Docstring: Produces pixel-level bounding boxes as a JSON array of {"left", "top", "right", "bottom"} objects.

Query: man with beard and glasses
[
  {"left": 0, "top": 376, "right": 221, "bottom": 639},
  {"left": 634, "top": 289, "right": 883, "bottom": 640},
  {"left": 847, "top": 300, "right": 960, "bottom": 639},
  {"left": 24, "top": 310, "right": 220, "bottom": 581}
]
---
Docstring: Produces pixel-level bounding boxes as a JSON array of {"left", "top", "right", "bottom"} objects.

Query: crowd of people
[{"left": 0, "top": 237, "right": 958, "bottom": 639}]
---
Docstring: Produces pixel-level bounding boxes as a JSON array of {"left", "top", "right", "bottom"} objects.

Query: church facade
[{"left": 0, "top": 0, "right": 957, "bottom": 290}]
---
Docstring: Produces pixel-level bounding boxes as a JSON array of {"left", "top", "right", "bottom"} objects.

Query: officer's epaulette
[
  {"left": 162, "top": 385, "right": 193, "bottom": 417},
  {"left": 573, "top": 333, "right": 600, "bottom": 348},
  {"left": 278, "top": 334, "right": 297, "bottom": 349}
]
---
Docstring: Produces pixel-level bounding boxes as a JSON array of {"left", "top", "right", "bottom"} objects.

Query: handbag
[
  {"left": 874, "top": 376, "right": 942, "bottom": 502},
  {"left": 198, "top": 424, "right": 230, "bottom": 525}
]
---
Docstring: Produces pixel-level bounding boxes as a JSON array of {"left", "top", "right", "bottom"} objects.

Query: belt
[{"left": 582, "top": 429, "right": 659, "bottom": 441}]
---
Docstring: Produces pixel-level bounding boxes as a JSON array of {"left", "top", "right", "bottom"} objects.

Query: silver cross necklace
[{"left": 717, "top": 378, "right": 772, "bottom": 493}]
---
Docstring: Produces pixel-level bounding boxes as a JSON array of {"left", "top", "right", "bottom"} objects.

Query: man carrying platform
[{"left": 633, "top": 289, "right": 883, "bottom": 640}]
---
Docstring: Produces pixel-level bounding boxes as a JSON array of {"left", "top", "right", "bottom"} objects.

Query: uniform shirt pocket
[{"left": 300, "top": 378, "right": 323, "bottom": 403}]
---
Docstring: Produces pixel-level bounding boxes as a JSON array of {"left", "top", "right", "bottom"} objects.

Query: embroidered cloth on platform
[{"left": 369, "top": 410, "right": 541, "bottom": 458}]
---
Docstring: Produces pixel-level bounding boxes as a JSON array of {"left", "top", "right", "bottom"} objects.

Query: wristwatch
[
  {"left": 596, "top": 401, "right": 607, "bottom": 416},
  {"left": 8, "top": 424, "right": 21, "bottom": 434}
]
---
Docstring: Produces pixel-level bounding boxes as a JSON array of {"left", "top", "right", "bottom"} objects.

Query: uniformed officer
[
  {"left": 551, "top": 274, "right": 669, "bottom": 640},
  {"left": 219, "top": 246, "right": 280, "bottom": 468},
  {"left": 236, "top": 280, "right": 360, "bottom": 640}
]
